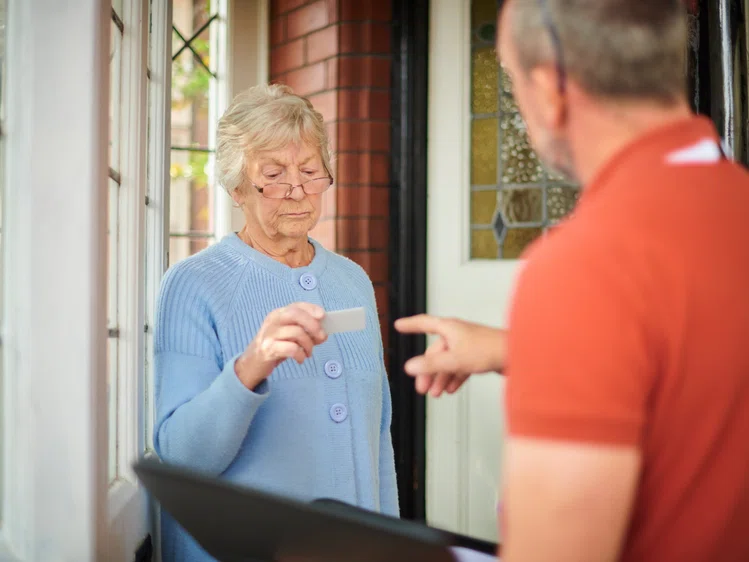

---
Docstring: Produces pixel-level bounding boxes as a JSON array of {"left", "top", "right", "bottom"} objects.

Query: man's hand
[{"left": 394, "top": 314, "right": 507, "bottom": 397}]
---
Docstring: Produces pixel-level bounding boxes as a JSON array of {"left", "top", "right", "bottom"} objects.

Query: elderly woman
[{"left": 153, "top": 84, "right": 398, "bottom": 561}]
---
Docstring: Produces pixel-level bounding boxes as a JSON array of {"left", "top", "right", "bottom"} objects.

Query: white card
[
  {"left": 449, "top": 547, "right": 499, "bottom": 562},
  {"left": 321, "top": 307, "right": 366, "bottom": 334}
]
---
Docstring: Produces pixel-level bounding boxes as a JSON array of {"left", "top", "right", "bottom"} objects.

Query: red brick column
[{"left": 270, "top": 0, "right": 393, "bottom": 351}]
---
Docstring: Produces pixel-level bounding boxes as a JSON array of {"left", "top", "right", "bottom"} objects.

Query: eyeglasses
[
  {"left": 537, "top": 0, "right": 567, "bottom": 95},
  {"left": 249, "top": 176, "right": 334, "bottom": 199}
]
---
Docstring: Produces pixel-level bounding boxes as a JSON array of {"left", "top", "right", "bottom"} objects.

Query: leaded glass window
[
  {"left": 469, "top": 0, "right": 579, "bottom": 259},
  {"left": 170, "top": 0, "right": 223, "bottom": 266}
]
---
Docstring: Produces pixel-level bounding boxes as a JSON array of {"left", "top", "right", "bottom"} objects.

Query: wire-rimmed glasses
[{"left": 249, "top": 176, "right": 333, "bottom": 199}]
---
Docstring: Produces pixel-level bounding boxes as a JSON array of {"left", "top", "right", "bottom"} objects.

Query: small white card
[
  {"left": 321, "top": 307, "right": 366, "bottom": 334},
  {"left": 449, "top": 547, "right": 499, "bottom": 562}
]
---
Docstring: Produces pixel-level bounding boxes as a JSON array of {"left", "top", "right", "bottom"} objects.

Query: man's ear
[{"left": 529, "top": 64, "right": 566, "bottom": 128}]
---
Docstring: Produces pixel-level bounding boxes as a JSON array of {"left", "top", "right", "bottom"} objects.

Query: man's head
[{"left": 497, "top": 0, "right": 688, "bottom": 181}]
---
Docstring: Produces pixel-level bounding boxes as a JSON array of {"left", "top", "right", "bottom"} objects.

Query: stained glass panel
[
  {"left": 471, "top": 190, "right": 498, "bottom": 225},
  {"left": 471, "top": 229, "right": 499, "bottom": 259},
  {"left": 472, "top": 48, "right": 498, "bottom": 114},
  {"left": 469, "top": 0, "right": 580, "bottom": 259},
  {"left": 498, "top": 187, "right": 543, "bottom": 224},
  {"left": 502, "top": 228, "right": 544, "bottom": 259},
  {"left": 547, "top": 186, "right": 580, "bottom": 222},
  {"left": 500, "top": 113, "right": 544, "bottom": 184},
  {"left": 472, "top": 0, "right": 497, "bottom": 28},
  {"left": 471, "top": 118, "right": 498, "bottom": 185}
]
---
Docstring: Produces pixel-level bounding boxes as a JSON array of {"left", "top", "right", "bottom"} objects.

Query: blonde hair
[{"left": 216, "top": 84, "right": 334, "bottom": 193}]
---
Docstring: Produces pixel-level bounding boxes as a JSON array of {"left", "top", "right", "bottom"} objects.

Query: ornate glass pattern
[
  {"left": 500, "top": 114, "right": 544, "bottom": 184},
  {"left": 469, "top": 0, "right": 580, "bottom": 259},
  {"left": 472, "top": 48, "right": 498, "bottom": 114}
]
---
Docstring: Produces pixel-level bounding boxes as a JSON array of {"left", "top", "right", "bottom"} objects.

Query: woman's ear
[{"left": 230, "top": 185, "right": 244, "bottom": 208}]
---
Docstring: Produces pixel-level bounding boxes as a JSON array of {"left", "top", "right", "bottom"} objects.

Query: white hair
[{"left": 216, "top": 83, "right": 334, "bottom": 194}]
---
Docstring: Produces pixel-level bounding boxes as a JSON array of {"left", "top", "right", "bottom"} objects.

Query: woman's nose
[{"left": 287, "top": 183, "right": 306, "bottom": 201}]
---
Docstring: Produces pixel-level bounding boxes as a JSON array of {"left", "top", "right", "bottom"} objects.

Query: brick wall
[{"left": 270, "top": 0, "right": 393, "bottom": 353}]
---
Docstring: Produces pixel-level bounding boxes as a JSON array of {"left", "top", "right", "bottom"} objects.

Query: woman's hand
[
  {"left": 394, "top": 314, "right": 507, "bottom": 397},
  {"left": 235, "top": 302, "right": 328, "bottom": 390}
]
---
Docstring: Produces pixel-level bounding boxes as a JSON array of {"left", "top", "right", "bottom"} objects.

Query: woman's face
[{"left": 234, "top": 142, "right": 326, "bottom": 242}]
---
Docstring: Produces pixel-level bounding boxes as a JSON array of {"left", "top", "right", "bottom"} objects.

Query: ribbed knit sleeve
[
  {"left": 153, "top": 258, "right": 269, "bottom": 476},
  {"left": 350, "top": 264, "right": 400, "bottom": 517},
  {"left": 378, "top": 367, "right": 399, "bottom": 516}
]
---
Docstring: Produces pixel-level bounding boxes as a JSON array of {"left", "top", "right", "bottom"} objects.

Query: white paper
[
  {"left": 321, "top": 307, "right": 366, "bottom": 334},
  {"left": 448, "top": 547, "right": 499, "bottom": 562}
]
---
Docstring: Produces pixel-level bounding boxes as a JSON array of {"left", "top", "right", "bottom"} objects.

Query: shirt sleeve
[
  {"left": 153, "top": 264, "right": 269, "bottom": 475},
  {"left": 506, "top": 236, "right": 656, "bottom": 446}
]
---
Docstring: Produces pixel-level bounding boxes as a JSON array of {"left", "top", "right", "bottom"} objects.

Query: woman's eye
[
  {"left": 302, "top": 170, "right": 316, "bottom": 176},
  {"left": 265, "top": 173, "right": 280, "bottom": 180}
]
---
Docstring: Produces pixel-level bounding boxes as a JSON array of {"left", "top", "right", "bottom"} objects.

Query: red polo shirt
[{"left": 506, "top": 116, "right": 749, "bottom": 562}]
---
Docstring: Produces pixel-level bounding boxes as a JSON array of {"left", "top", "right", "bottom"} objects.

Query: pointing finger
[{"left": 394, "top": 314, "right": 445, "bottom": 336}]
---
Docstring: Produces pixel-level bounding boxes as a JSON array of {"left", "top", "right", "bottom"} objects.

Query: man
[{"left": 395, "top": 1, "right": 749, "bottom": 561}]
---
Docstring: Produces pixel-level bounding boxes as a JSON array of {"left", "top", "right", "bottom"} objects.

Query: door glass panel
[{"left": 469, "top": 0, "right": 580, "bottom": 259}]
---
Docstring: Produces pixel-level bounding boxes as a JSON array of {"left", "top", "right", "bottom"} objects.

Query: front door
[{"left": 425, "top": 0, "right": 579, "bottom": 542}]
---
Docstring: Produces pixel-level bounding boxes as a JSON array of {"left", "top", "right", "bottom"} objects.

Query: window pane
[
  {"left": 170, "top": 0, "right": 218, "bottom": 265},
  {"left": 170, "top": 148, "right": 215, "bottom": 233},
  {"left": 469, "top": 0, "right": 579, "bottom": 260},
  {"left": 169, "top": 235, "right": 212, "bottom": 268}
]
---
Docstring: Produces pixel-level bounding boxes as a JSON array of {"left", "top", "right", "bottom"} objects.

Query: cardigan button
[
  {"left": 329, "top": 403, "right": 348, "bottom": 423},
  {"left": 324, "top": 360, "right": 343, "bottom": 379},
  {"left": 299, "top": 273, "right": 317, "bottom": 290}
]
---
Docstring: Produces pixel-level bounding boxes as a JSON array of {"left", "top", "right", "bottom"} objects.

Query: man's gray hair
[
  {"left": 216, "top": 84, "right": 334, "bottom": 194},
  {"left": 508, "top": 0, "right": 688, "bottom": 103}
]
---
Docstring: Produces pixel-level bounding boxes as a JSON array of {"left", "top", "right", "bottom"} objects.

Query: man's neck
[
  {"left": 569, "top": 98, "right": 693, "bottom": 186},
  {"left": 238, "top": 226, "right": 313, "bottom": 268}
]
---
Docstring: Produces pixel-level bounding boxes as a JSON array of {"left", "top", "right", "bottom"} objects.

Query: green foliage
[
  {"left": 172, "top": 33, "right": 211, "bottom": 111},
  {"left": 170, "top": 150, "right": 209, "bottom": 187}
]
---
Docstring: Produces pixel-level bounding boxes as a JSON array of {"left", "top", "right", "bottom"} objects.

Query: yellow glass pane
[
  {"left": 472, "top": 48, "right": 499, "bottom": 114},
  {"left": 472, "top": 0, "right": 497, "bottom": 28},
  {"left": 471, "top": 190, "right": 498, "bottom": 225},
  {"left": 502, "top": 227, "right": 543, "bottom": 259},
  {"left": 498, "top": 188, "right": 543, "bottom": 224},
  {"left": 472, "top": 118, "right": 498, "bottom": 185},
  {"left": 471, "top": 229, "right": 499, "bottom": 259}
]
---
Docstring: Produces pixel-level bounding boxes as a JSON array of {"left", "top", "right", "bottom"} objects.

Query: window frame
[
  {"left": 106, "top": 0, "right": 174, "bottom": 558},
  {"left": 106, "top": 0, "right": 151, "bottom": 552},
  {"left": 0, "top": 0, "right": 110, "bottom": 558},
  {"left": 0, "top": 0, "right": 267, "bottom": 558}
]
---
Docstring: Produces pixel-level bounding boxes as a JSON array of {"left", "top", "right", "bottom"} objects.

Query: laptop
[{"left": 134, "top": 457, "right": 498, "bottom": 562}]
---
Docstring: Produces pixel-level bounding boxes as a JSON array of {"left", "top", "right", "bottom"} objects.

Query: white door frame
[{"left": 426, "top": 0, "right": 514, "bottom": 543}]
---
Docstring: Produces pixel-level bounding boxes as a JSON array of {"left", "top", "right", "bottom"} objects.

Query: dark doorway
[{"left": 388, "top": 0, "right": 429, "bottom": 522}]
